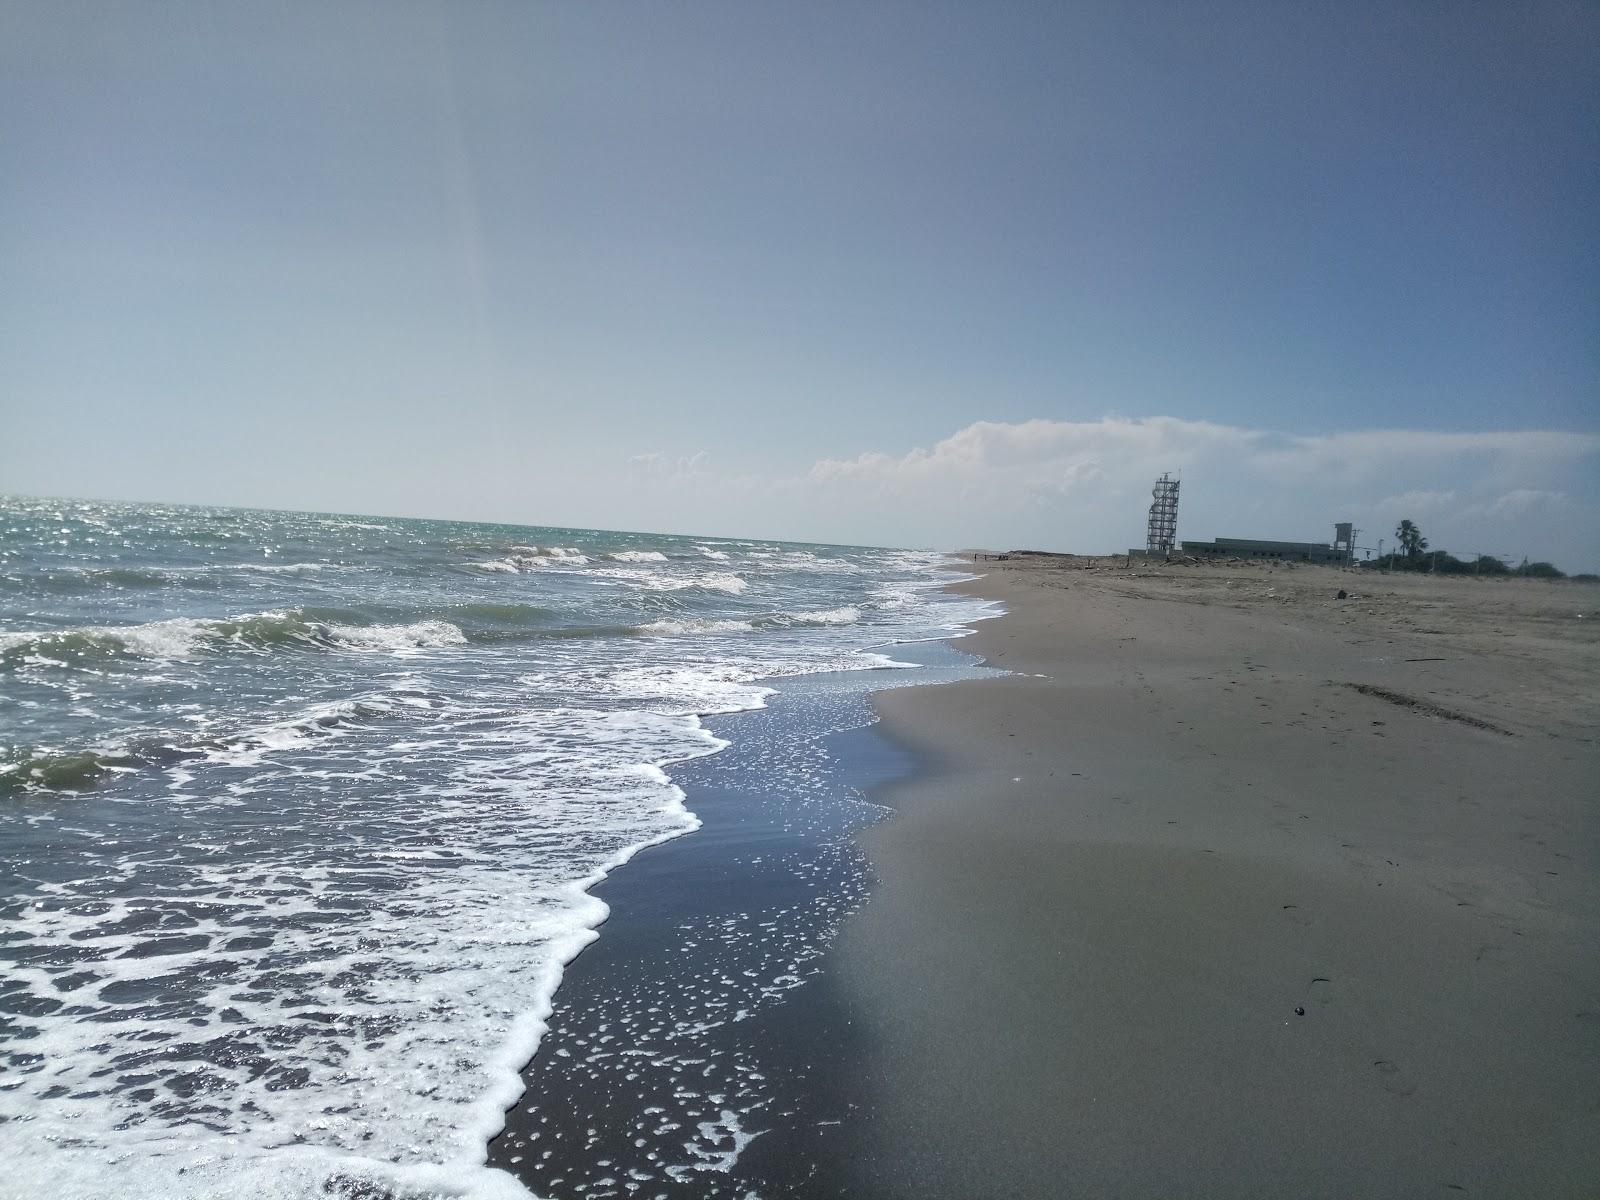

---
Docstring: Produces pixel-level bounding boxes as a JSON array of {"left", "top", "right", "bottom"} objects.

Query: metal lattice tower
[{"left": 1146, "top": 473, "right": 1180, "bottom": 556}]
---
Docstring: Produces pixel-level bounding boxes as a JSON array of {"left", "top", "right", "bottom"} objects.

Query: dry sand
[{"left": 835, "top": 557, "right": 1600, "bottom": 1198}]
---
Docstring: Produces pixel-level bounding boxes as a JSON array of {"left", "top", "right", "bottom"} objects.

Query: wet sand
[
  {"left": 487, "top": 645, "right": 991, "bottom": 1198},
  {"left": 833, "top": 558, "right": 1600, "bottom": 1197}
]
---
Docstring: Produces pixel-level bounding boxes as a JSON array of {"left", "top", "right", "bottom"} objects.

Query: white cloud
[
  {"left": 627, "top": 450, "right": 711, "bottom": 481},
  {"left": 1481, "top": 488, "right": 1570, "bottom": 518},
  {"left": 1374, "top": 489, "right": 1459, "bottom": 514},
  {"left": 813, "top": 419, "right": 1599, "bottom": 494},
  {"left": 810, "top": 417, "right": 1245, "bottom": 491},
  {"left": 798, "top": 417, "right": 1600, "bottom": 567}
]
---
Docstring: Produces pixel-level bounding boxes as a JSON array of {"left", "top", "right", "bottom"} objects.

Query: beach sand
[{"left": 833, "top": 557, "right": 1600, "bottom": 1197}]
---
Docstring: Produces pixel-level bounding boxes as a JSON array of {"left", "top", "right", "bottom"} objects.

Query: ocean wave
[
  {"left": 321, "top": 520, "right": 393, "bottom": 532},
  {"left": 0, "top": 746, "right": 139, "bottom": 793},
  {"left": 323, "top": 619, "right": 466, "bottom": 653},
  {"left": 0, "top": 693, "right": 433, "bottom": 796},
  {"left": 231, "top": 561, "right": 331, "bottom": 574},
  {"left": 85, "top": 566, "right": 176, "bottom": 587},
  {"left": 868, "top": 580, "right": 945, "bottom": 610},
  {"left": 634, "top": 618, "right": 756, "bottom": 636},
  {"left": 586, "top": 567, "right": 679, "bottom": 588},
  {"left": 7, "top": 562, "right": 352, "bottom": 593},
  {"left": 768, "top": 606, "right": 862, "bottom": 627},
  {"left": 632, "top": 606, "right": 862, "bottom": 637},
  {"left": 605, "top": 550, "right": 668, "bottom": 563},
  {"left": 780, "top": 550, "right": 856, "bottom": 572},
  {"left": 0, "top": 610, "right": 466, "bottom": 671},
  {"left": 3, "top": 565, "right": 194, "bottom": 593},
  {"left": 699, "top": 572, "right": 748, "bottom": 594},
  {"left": 476, "top": 546, "right": 590, "bottom": 572},
  {"left": 447, "top": 602, "right": 555, "bottom": 625},
  {"left": 534, "top": 545, "right": 586, "bottom": 559},
  {"left": 589, "top": 568, "right": 747, "bottom": 595}
]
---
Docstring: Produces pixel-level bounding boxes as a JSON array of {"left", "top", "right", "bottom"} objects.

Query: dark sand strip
[{"left": 833, "top": 563, "right": 1600, "bottom": 1198}]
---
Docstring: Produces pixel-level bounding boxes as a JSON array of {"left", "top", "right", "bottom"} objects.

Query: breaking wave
[
  {"left": 634, "top": 618, "right": 755, "bottom": 636},
  {"left": 475, "top": 546, "right": 590, "bottom": 572},
  {"left": 231, "top": 561, "right": 332, "bottom": 574},
  {"left": 769, "top": 606, "right": 861, "bottom": 627},
  {"left": 589, "top": 569, "right": 747, "bottom": 595},
  {"left": 1, "top": 692, "right": 435, "bottom": 796},
  {"left": 633, "top": 607, "right": 863, "bottom": 637},
  {"left": 0, "top": 610, "right": 466, "bottom": 670}
]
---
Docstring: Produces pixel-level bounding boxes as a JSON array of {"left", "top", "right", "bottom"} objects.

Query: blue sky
[{"left": 3, "top": 1, "right": 1596, "bottom": 565}]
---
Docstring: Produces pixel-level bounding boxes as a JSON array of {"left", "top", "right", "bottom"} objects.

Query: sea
[{"left": 0, "top": 496, "right": 995, "bottom": 1199}]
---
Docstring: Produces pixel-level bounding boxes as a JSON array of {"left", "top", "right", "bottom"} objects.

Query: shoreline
[
  {"left": 828, "top": 558, "right": 1600, "bottom": 1197},
  {"left": 485, "top": 638, "right": 995, "bottom": 1197}
]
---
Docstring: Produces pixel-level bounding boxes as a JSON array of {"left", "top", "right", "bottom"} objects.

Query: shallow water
[{"left": 0, "top": 496, "right": 993, "bottom": 1198}]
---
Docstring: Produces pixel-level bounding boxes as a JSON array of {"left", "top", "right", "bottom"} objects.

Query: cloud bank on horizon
[{"left": 628, "top": 416, "right": 1600, "bottom": 570}]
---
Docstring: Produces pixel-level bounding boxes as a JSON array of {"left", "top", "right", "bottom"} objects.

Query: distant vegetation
[{"left": 1364, "top": 520, "right": 1580, "bottom": 579}]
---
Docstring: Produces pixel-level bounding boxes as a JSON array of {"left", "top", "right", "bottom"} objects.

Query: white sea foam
[
  {"left": 478, "top": 547, "right": 590, "bottom": 572},
  {"left": 776, "top": 605, "right": 861, "bottom": 626},
  {"left": 201, "top": 692, "right": 431, "bottom": 765},
  {"left": 606, "top": 550, "right": 668, "bottom": 563},
  {"left": 1, "top": 617, "right": 215, "bottom": 661},
  {"left": 588, "top": 568, "right": 746, "bottom": 594},
  {"left": 780, "top": 550, "right": 855, "bottom": 571},
  {"left": 0, "top": 701, "right": 726, "bottom": 1198},
  {"left": 595, "top": 663, "right": 776, "bottom": 715},
  {"left": 664, "top": 1109, "right": 763, "bottom": 1179},
  {"left": 635, "top": 618, "right": 755, "bottom": 636},
  {"left": 0, "top": 611, "right": 466, "bottom": 666},
  {"left": 698, "top": 572, "right": 748, "bottom": 594},
  {"left": 627, "top": 607, "right": 858, "bottom": 636},
  {"left": 324, "top": 618, "right": 466, "bottom": 652}
]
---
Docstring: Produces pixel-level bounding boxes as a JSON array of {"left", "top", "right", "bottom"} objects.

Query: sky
[{"left": 3, "top": 1, "right": 1597, "bottom": 567}]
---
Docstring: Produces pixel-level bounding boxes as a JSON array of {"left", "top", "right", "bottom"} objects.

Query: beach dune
[{"left": 835, "top": 557, "right": 1600, "bottom": 1198}]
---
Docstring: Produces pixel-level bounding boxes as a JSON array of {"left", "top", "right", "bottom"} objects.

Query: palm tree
[{"left": 1395, "top": 519, "right": 1428, "bottom": 560}]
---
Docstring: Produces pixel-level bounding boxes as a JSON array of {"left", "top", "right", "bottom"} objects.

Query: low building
[{"left": 1180, "top": 537, "right": 1350, "bottom": 565}]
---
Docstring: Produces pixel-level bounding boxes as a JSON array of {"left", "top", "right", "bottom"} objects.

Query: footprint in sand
[
  {"left": 1279, "top": 903, "right": 1311, "bottom": 928},
  {"left": 1372, "top": 1058, "right": 1417, "bottom": 1097}
]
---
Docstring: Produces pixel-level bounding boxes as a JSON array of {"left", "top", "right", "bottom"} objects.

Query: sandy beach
[{"left": 834, "top": 557, "right": 1600, "bottom": 1197}]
